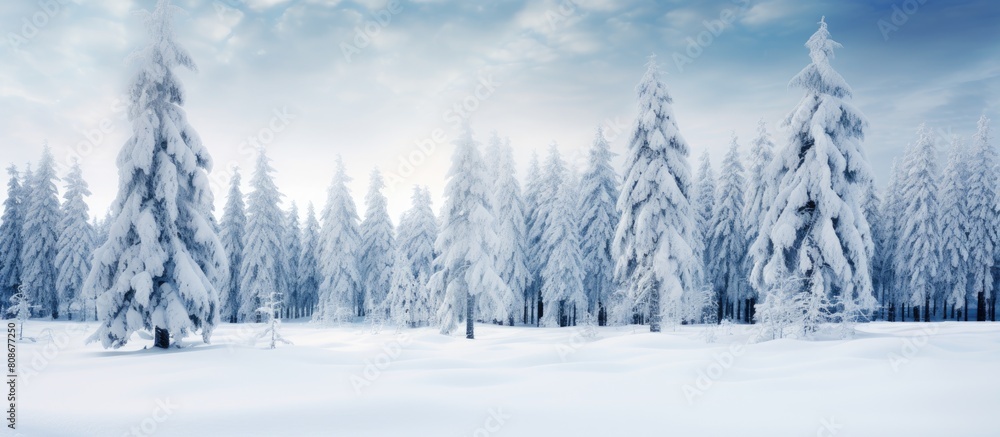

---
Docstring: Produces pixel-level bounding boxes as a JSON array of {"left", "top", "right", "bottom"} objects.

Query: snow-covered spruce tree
[
  {"left": 708, "top": 137, "right": 749, "bottom": 323},
  {"left": 749, "top": 18, "right": 876, "bottom": 332},
  {"left": 86, "top": 0, "right": 226, "bottom": 349},
  {"left": 283, "top": 203, "right": 302, "bottom": 318},
  {"left": 239, "top": 149, "right": 285, "bottom": 323},
  {"left": 483, "top": 134, "right": 527, "bottom": 325},
  {"left": 522, "top": 152, "right": 543, "bottom": 324},
  {"left": 21, "top": 146, "right": 61, "bottom": 319},
  {"left": 693, "top": 150, "right": 716, "bottom": 279},
  {"left": 254, "top": 291, "right": 292, "bottom": 349},
  {"left": 218, "top": 170, "right": 246, "bottom": 323},
  {"left": 743, "top": 120, "right": 775, "bottom": 312},
  {"left": 966, "top": 115, "right": 998, "bottom": 321},
  {"left": 541, "top": 170, "right": 587, "bottom": 327},
  {"left": 55, "top": 160, "right": 94, "bottom": 320},
  {"left": 938, "top": 138, "right": 970, "bottom": 319},
  {"left": 0, "top": 166, "right": 25, "bottom": 312},
  {"left": 896, "top": 126, "right": 941, "bottom": 322},
  {"left": 613, "top": 57, "right": 698, "bottom": 332},
  {"left": 431, "top": 126, "right": 511, "bottom": 339},
  {"left": 386, "top": 186, "right": 438, "bottom": 327},
  {"left": 359, "top": 169, "right": 395, "bottom": 319},
  {"left": 296, "top": 203, "right": 321, "bottom": 318},
  {"left": 578, "top": 127, "right": 620, "bottom": 325},
  {"left": 533, "top": 144, "right": 568, "bottom": 323},
  {"left": 875, "top": 161, "right": 904, "bottom": 320},
  {"left": 316, "top": 157, "right": 362, "bottom": 323}
]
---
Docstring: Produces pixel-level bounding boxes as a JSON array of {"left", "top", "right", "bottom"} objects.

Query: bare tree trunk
[
  {"left": 977, "top": 291, "right": 986, "bottom": 321},
  {"left": 466, "top": 292, "right": 475, "bottom": 340},
  {"left": 154, "top": 326, "right": 170, "bottom": 349},
  {"left": 649, "top": 280, "right": 661, "bottom": 333}
]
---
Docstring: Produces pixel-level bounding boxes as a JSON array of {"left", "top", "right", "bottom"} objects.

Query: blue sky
[{"left": 1, "top": 0, "right": 998, "bottom": 220}]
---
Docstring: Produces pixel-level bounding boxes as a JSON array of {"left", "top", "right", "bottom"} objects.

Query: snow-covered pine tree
[
  {"left": 86, "top": 0, "right": 226, "bottom": 348},
  {"left": 283, "top": 203, "right": 302, "bottom": 318},
  {"left": 316, "top": 157, "right": 362, "bottom": 323},
  {"left": 55, "top": 160, "right": 94, "bottom": 320},
  {"left": 239, "top": 149, "right": 285, "bottom": 323},
  {"left": 578, "top": 127, "right": 620, "bottom": 325},
  {"left": 875, "top": 161, "right": 904, "bottom": 320},
  {"left": 431, "top": 125, "right": 511, "bottom": 339},
  {"left": 386, "top": 186, "right": 438, "bottom": 327},
  {"left": 693, "top": 150, "right": 716, "bottom": 279},
  {"left": 749, "top": 18, "right": 876, "bottom": 331},
  {"left": 743, "top": 120, "right": 775, "bottom": 310},
  {"left": 613, "top": 57, "right": 698, "bottom": 332},
  {"left": 534, "top": 144, "right": 568, "bottom": 324},
  {"left": 21, "top": 146, "right": 61, "bottom": 319},
  {"left": 541, "top": 169, "right": 587, "bottom": 327},
  {"left": 522, "top": 152, "right": 543, "bottom": 324},
  {"left": 359, "top": 169, "right": 395, "bottom": 319},
  {"left": 708, "top": 136, "right": 749, "bottom": 323},
  {"left": 938, "top": 137, "right": 970, "bottom": 320},
  {"left": 896, "top": 126, "right": 941, "bottom": 322},
  {"left": 219, "top": 170, "right": 246, "bottom": 323},
  {"left": 254, "top": 291, "right": 292, "bottom": 349},
  {"left": 0, "top": 166, "right": 25, "bottom": 313},
  {"left": 296, "top": 203, "right": 321, "bottom": 318},
  {"left": 484, "top": 134, "right": 528, "bottom": 325},
  {"left": 966, "top": 115, "right": 998, "bottom": 321}
]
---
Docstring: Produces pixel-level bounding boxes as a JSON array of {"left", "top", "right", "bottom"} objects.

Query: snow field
[{"left": 16, "top": 321, "right": 1000, "bottom": 436}]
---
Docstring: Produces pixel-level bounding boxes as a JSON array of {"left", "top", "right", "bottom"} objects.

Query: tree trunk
[
  {"left": 466, "top": 293, "right": 475, "bottom": 340},
  {"left": 154, "top": 326, "right": 170, "bottom": 349},
  {"left": 977, "top": 291, "right": 986, "bottom": 322},
  {"left": 649, "top": 281, "right": 661, "bottom": 333},
  {"left": 924, "top": 295, "right": 930, "bottom": 322}
]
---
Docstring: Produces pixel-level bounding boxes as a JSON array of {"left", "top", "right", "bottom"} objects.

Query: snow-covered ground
[{"left": 16, "top": 320, "right": 999, "bottom": 436}]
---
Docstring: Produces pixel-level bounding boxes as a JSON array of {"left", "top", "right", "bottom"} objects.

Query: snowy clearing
[{"left": 17, "top": 321, "right": 999, "bottom": 436}]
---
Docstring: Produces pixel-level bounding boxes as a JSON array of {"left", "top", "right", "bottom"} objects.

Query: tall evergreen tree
[
  {"left": 708, "top": 137, "right": 749, "bottom": 323},
  {"left": 316, "top": 157, "right": 362, "bottom": 322},
  {"left": 523, "top": 152, "right": 543, "bottom": 324},
  {"left": 86, "top": 0, "right": 226, "bottom": 348},
  {"left": 431, "top": 126, "right": 510, "bottom": 339},
  {"left": 749, "top": 18, "right": 876, "bottom": 329},
  {"left": 219, "top": 170, "right": 246, "bottom": 323},
  {"left": 55, "top": 160, "right": 94, "bottom": 320},
  {"left": 613, "top": 57, "right": 698, "bottom": 332},
  {"left": 0, "top": 166, "right": 25, "bottom": 313},
  {"left": 693, "top": 150, "right": 716, "bottom": 279},
  {"left": 21, "top": 146, "right": 61, "bottom": 319},
  {"left": 743, "top": 120, "right": 775, "bottom": 307},
  {"left": 386, "top": 187, "right": 438, "bottom": 327},
  {"left": 897, "top": 126, "right": 940, "bottom": 322},
  {"left": 938, "top": 138, "right": 970, "bottom": 319},
  {"left": 283, "top": 203, "right": 302, "bottom": 318},
  {"left": 296, "top": 203, "right": 321, "bottom": 318},
  {"left": 966, "top": 115, "right": 998, "bottom": 321},
  {"left": 534, "top": 144, "right": 568, "bottom": 324},
  {"left": 484, "top": 134, "right": 528, "bottom": 325},
  {"left": 541, "top": 170, "right": 587, "bottom": 327},
  {"left": 876, "top": 161, "right": 904, "bottom": 320},
  {"left": 239, "top": 149, "right": 285, "bottom": 323},
  {"left": 578, "top": 127, "right": 620, "bottom": 325},
  {"left": 359, "top": 169, "right": 395, "bottom": 318}
]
